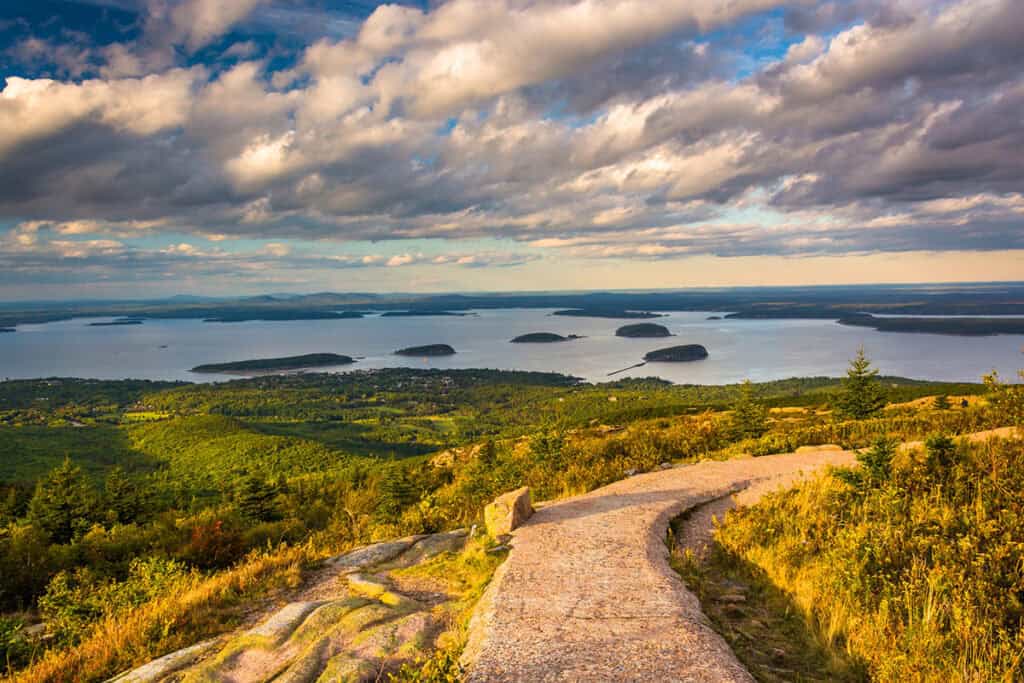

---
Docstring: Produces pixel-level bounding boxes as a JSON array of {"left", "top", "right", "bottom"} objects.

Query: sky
[{"left": 0, "top": 0, "right": 1022, "bottom": 299}]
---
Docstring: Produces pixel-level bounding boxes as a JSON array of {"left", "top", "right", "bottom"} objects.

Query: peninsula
[{"left": 553, "top": 309, "right": 663, "bottom": 319}]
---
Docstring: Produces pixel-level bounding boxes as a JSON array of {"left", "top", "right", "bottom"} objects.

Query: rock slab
[{"left": 484, "top": 487, "right": 534, "bottom": 537}]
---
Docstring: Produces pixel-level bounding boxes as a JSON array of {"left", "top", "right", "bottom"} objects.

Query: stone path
[{"left": 463, "top": 428, "right": 1017, "bottom": 682}]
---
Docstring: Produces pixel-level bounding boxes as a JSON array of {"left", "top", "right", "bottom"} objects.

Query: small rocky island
[
  {"left": 616, "top": 323, "right": 672, "bottom": 338},
  {"left": 394, "top": 344, "right": 456, "bottom": 356},
  {"left": 191, "top": 353, "right": 355, "bottom": 373},
  {"left": 643, "top": 344, "right": 709, "bottom": 362},
  {"left": 510, "top": 332, "right": 582, "bottom": 343}
]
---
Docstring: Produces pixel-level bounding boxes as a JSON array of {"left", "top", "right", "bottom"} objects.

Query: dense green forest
[{"left": 0, "top": 365, "right": 1012, "bottom": 680}]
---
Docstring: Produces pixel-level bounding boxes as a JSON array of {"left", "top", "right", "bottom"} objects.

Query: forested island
[
  {"left": 190, "top": 353, "right": 356, "bottom": 373},
  {"left": 203, "top": 311, "right": 365, "bottom": 323},
  {"left": 0, "top": 327, "right": 13, "bottom": 333},
  {"left": 394, "top": 344, "right": 457, "bottom": 356},
  {"left": 616, "top": 323, "right": 672, "bottom": 338},
  {"left": 380, "top": 311, "right": 466, "bottom": 317},
  {"left": 510, "top": 333, "right": 582, "bottom": 343},
  {"left": 553, "top": 309, "right": 663, "bottom": 319},
  {"left": 88, "top": 319, "right": 144, "bottom": 327},
  {"left": 644, "top": 344, "right": 709, "bottom": 362}
]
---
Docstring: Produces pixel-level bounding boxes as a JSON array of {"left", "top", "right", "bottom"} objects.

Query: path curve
[{"left": 463, "top": 428, "right": 1017, "bottom": 682}]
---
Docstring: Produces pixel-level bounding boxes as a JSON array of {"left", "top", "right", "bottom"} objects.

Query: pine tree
[
  {"left": 235, "top": 475, "right": 279, "bottom": 522},
  {"left": 835, "top": 347, "right": 887, "bottom": 420},
  {"left": 376, "top": 464, "right": 416, "bottom": 524},
  {"left": 104, "top": 467, "right": 143, "bottom": 524},
  {"left": 730, "top": 380, "right": 768, "bottom": 439},
  {"left": 28, "top": 459, "right": 96, "bottom": 544},
  {"left": 932, "top": 394, "right": 951, "bottom": 411}
]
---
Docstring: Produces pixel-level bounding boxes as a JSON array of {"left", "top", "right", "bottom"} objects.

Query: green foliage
[
  {"left": 0, "top": 616, "right": 33, "bottom": 674},
  {"left": 932, "top": 394, "right": 951, "bottom": 410},
  {"left": 388, "top": 647, "right": 463, "bottom": 682},
  {"left": 234, "top": 475, "right": 280, "bottom": 522},
  {"left": 834, "top": 348, "right": 887, "bottom": 420},
  {"left": 728, "top": 380, "right": 768, "bottom": 439},
  {"left": 984, "top": 370, "right": 1024, "bottom": 426},
  {"left": 28, "top": 459, "right": 97, "bottom": 544},
  {"left": 718, "top": 435, "right": 1024, "bottom": 681},
  {"left": 103, "top": 467, "right": 145, "bottom": 524},
  {"left": 38, "top": 557, "right": 189, "bottom": 647}
]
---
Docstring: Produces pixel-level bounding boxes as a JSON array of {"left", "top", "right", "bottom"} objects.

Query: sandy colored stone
[{"left": 484, "top": 487, "right": 533, "bottom": 537}]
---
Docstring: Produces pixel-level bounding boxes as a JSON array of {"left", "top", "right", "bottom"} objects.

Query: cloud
[{"left": 0, "top": 0, "right": 1021, "bottom": 294}]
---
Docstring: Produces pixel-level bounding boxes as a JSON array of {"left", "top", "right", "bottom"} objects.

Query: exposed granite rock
[{"left": 484, "top": 487, "right": 534, "bottom": 537}]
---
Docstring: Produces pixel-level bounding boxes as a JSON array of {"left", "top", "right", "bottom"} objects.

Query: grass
[
  {"left": 669, "top": 523, "right": 869, "bottom": 682},
  {"left": 7, "top": 544, "right": 313, "bottom": 683},
  {"left": 705, "top": 434, "right": 1024, "bottom": 682}
]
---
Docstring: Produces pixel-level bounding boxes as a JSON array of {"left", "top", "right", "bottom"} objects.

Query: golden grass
[{"left": 9, "top": 545, "right": 312, "bottom": 683}]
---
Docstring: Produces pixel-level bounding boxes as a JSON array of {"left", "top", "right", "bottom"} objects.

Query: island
[
  {"left": 394, "top": 344, "right": 457, "bottom": 356},
  {"left": 0, "top": 327, "right": 14, "bottom": 333},
  {"left": 510, "top": 333, "right": 582, "bottom": 343},
  {"left": 643, "top": 344, "right": 709, "bottom": 362},
  {"left": 191, "top": 353, "right": 356, "bottom": 373},
  {"left": 553, "top": 309, "right": 663, "bottom": 319},
  {"left": 203, "top": 311, "right": 364, "bottom": 323},
  {"left": 706, "top": 316, "right": 722, "bottom": 320},
  {"left": 616, "top": 323, "right": 672, "bottom": 338},
  {"left": 88, "top": 318, "right": 144, "bottom": 327},
  {"left": 837, "top": 314, "right": 1024, "bottom": 336},
  {"left": 380, "top": 311, "right": 466, "bottom": 317}
]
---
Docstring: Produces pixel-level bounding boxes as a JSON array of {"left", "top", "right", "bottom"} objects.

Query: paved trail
[{"left": 463, "top": 428, "right": 1016, "bottom": 682}]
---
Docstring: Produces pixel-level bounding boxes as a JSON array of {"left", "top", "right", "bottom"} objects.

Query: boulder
[{"left": 484, "top": 487, "right": 534, "bottom": 537}]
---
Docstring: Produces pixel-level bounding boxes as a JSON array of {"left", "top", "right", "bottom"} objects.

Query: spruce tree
[
  {"left": 730, "top": 380, "right": 768, "bottom": 439},
  {"left": 28, "top": 459, "right": 96, "bottom": 544},
  {"left": 376, "top": 464, "right": 416, "bottom": 524},
  {"left": 835, "top": 347, "right": 887, "bottom": 420},
  {"left": 235, "top": 475, "right": 279, "bottom": 522},
  {"left": 104, "top": 467, "right": 143, "bottom": 524},
  {"left": 932, "top": 394, "right": 951, "bottom": 411}
]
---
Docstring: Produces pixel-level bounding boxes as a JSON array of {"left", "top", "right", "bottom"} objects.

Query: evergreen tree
[
  {"left": 932, "top": 394, "right": 951, "bottom": 411},
  {"left": 104, "top": 467, "right": 143, "bottom": 524},
  {"left": 835, "top": 347, "right": 887, "bottom": 420},
  {"left": 376, "top": 464, "right": 416, "bottom": 524},
  {"left": 235, "top": 475, "right": 279, "bottom": 522},
  {"left": 28, "top": 459, "right": 96, "bottom": 544},
  {"left": 729, "top": 380, "right": 768, "bottom": 439}
]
